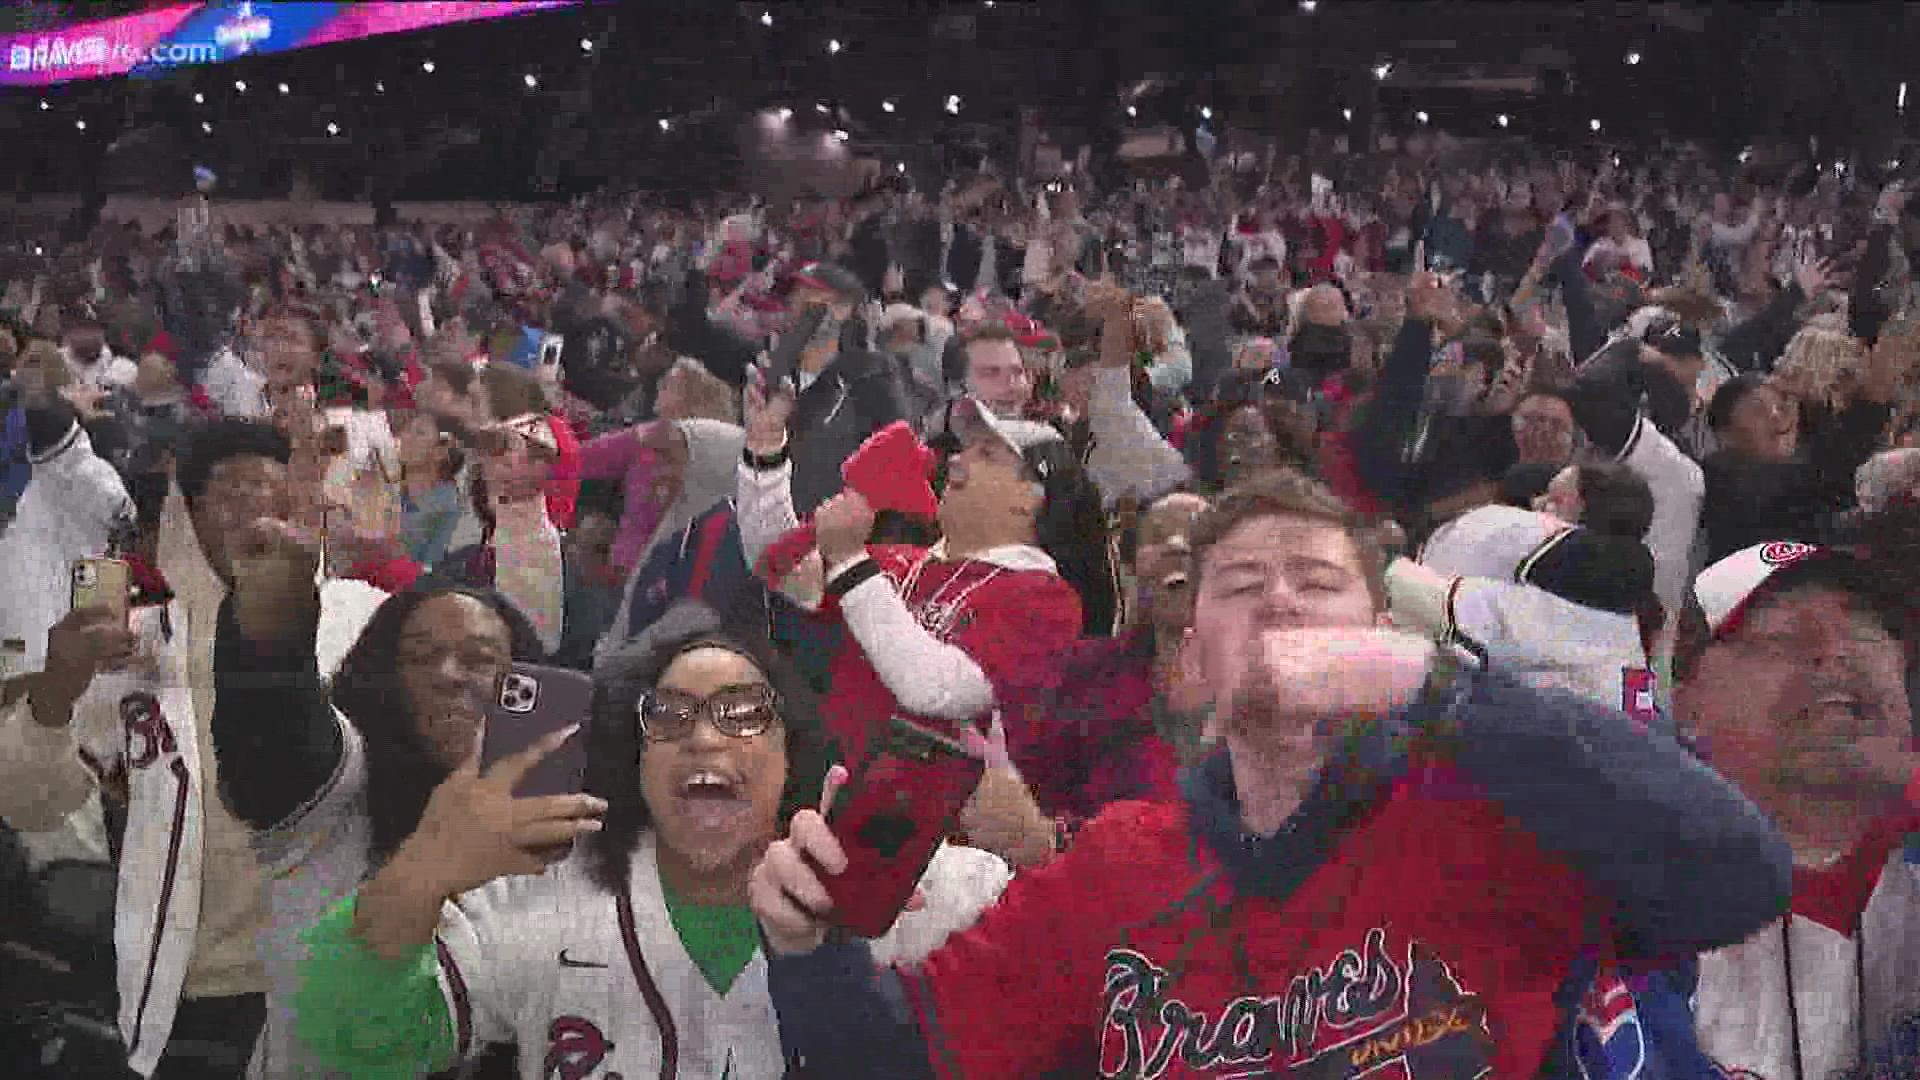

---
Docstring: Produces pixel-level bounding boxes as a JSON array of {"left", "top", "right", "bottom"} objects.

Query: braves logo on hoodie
[{"left": 1099, "top": 926, "right": 1494, "bottom": 1077}]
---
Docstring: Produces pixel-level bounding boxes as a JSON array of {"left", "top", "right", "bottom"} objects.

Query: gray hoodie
[{"left": 596, "top": 418, "right": 745, "bottom": 660}]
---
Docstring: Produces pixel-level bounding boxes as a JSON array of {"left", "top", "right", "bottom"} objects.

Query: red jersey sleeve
[{"left": 901, "top": 802, "right": 1160, "bottom": 1078}]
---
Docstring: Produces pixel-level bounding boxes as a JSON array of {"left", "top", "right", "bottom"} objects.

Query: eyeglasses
[{"left": 636, "top": 685, "right": 781, "bottom": 743}]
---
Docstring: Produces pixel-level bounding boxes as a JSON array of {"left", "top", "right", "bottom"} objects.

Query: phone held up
[
  {"left": 481, "top": 663, "right": 594, "bottom": 799},
  {"left": 819, "top": 717, "right": 986, "bottom": 938},
  {"left": 70, "top": 558, "right": 132, "bottom": 622}
]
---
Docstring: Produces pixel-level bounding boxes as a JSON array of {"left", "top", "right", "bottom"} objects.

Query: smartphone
[
  {"left": 822, "top": 717, "right": 986, "bottom": 938},
  {"left": 70, "top": 558, "right": 131, "bottom": 621},
  {"left": 481, "top": 663, "right": 594, "bottom": 798}
]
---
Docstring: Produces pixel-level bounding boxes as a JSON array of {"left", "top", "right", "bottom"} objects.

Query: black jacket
[
  {"left": 788, "top": 342, "right": 911, "bottom": 515},
  {"left": 666, "top": 269, "right": 759, "bottom": 389},
  {"left": 1701, "top": 399, "right": 1894, "bottom": 562}
]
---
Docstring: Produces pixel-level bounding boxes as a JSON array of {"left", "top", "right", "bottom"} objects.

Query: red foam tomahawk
[{"left": 756, "top": 421, "right": 938, "bottom": 588}]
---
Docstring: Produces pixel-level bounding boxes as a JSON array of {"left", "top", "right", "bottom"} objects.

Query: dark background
[{"left": 3, "top": 1, "right": 1917, "bottom": 202}]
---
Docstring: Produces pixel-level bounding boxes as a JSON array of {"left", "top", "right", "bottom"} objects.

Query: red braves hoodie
[{"left": 766, "top": 668, "right": 1793, "bottom": 1078}]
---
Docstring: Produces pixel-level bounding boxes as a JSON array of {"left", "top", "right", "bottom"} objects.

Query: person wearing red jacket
[
  {"left": 737, "top": 377, "right": 1096, "bottom": 774},
  {"left": 749, "top": 470, "right": 1792, "bottom": 1079},
  {"left": 1005, "top": 492, "right": 1209, "bottom": 831}
]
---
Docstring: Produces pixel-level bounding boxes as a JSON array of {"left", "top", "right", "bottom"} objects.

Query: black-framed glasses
[{"left": 636, "top": 685, "right": 782, "bottom": 743}]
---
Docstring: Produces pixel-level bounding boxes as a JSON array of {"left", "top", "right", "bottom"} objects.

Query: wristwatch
[{"left": 743, "top": 442, "right": 790, "bottom": 471}]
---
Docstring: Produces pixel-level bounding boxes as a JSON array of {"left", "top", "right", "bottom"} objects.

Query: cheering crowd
[{"left": 0, "top": 139, "right": 1917, "bottom": 1079}]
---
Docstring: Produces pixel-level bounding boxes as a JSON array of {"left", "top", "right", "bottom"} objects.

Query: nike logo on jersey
[{"left": 558, "top": 949, "right": 609, "bottom": 969}]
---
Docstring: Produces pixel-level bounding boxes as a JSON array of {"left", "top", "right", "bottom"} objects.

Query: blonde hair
[
  {"left": 1856, "top": 448, "right": 1920, "bottom": 514},
  {"left": 1772, "top": 325, "right": 1867, "bottom": 408},
  {"left": 20, "top": 339, "right": 71, "bottom": 392},
  {"left": 658, "top": 357, "right": 739, "bottom": 425}
]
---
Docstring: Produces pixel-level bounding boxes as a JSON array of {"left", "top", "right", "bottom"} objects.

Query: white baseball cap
[
  {"left": 949, "top": 395, "right": 1063, "bottom": 457},
  {"left": 1691, "top": 540, "right": 1851, "bottom": 637}
]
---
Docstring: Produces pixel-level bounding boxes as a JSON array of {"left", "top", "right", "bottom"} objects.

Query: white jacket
[
  {"left": 0, "top": 504, "right": 383, "bottom": 1080},
  {"left": 1695, "top": 830, "right": 1920, "bottom": 1078},
  {"left": 1084, "top": 365, "right": 1189, "bottom": 508},
  {"left": 1614, "top": 413, "right": 1704, "bottom": 624}
]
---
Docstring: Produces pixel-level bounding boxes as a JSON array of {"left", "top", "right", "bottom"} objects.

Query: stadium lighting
[
  {"left": 1126, "top": 105, "right": 1137, "bottom": 118},
  {"left": 882, "top": 100, "right": 896, "bottom": 113},
  {"left": 759, "top": 11, "right": 773, "bottom": 26},
  {"left": 523, "top": 73, "right": 539, "bottom": 88},
  {"left": 38, "top": 100, "right": 48, "bottom": 111},
  {"left": 234, "top": 79, "right": 247, "bottom": 92},
  {"left": 1590, "top": 118, "right": 1602, "bottom": 132},
  {"left": 277, "top": 82, "right": 290, "bottom": 94},
  {"left": 375, "top": 81, "right": 385, "bottom": 93},
  {"left": 1300, "top": 0, "right": 1318, "bottom": 11},
  {"left": 326, "top": 122, "right": 340, "bottom": 136},
  {"left": 658, "top": 118, "right": 672, "bottom": 131},
  {"left": 1341, "top": 107, "right": 1353, "bottom": 122},
  {"left": 421, "top": 60, "right": 435, "bottom": 73},
  {"left": 1625, "top": 51, "right": 1642, "bottom": 66},
  {"left": 74, "top": 119, "right": 86, "bottom": 131},
  {"left": 1497, "top": 113, "right": 1510, "bottom": 128},
  {"left": 946, "top": 94, "right": 962, "bottom": 114},
  {"left": 201, "top": 121, "right": 213, "bottom": 134},
  {"left": 193, "top": 92, "right": 205, "bottom": 104},
  {"left": 1372, "top": 62, "right": 1392, "bottom": 82},
  {"left": 828, "top": 39, "right": 843, "bottom": 55},
  {"left": 580, "top": 38, "right": 593, "bottom": 52},
  {"left": 1415, "top": 110, "right": 1429, "bottom": 124}
]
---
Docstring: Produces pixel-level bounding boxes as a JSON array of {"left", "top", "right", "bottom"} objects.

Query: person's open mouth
[{"left": 676, "top": 769, "right": 753, "bottom": 831}]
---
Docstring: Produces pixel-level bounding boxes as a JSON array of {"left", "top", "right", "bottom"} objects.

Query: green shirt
[{"left": 660, "top": 872, "right": 761, "bottom": 997}]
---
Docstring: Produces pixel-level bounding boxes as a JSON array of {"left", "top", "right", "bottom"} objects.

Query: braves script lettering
[
  {"left": 1101, "top": 930, "right": 1495, "bottom": 1078},
  {"left": 1101, "top": 927, "right": 1402, "bottom": 1077}
]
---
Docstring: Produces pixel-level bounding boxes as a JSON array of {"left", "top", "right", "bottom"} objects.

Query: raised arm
[{"left": 1084, "top": 299, "right": 1190, "bottom": 506}]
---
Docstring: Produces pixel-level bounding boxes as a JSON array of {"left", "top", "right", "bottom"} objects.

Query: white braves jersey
[
  {"left": 436, "top": 834, "right": 1011, "bottom": 1079},
  {"left": 1696, "top": 849, "right": 1920, "bottom": 1078}
]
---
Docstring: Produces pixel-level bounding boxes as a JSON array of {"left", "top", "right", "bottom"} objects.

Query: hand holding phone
[{"left": 818, "top": 718, "right": 986, "bottom": 937}]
